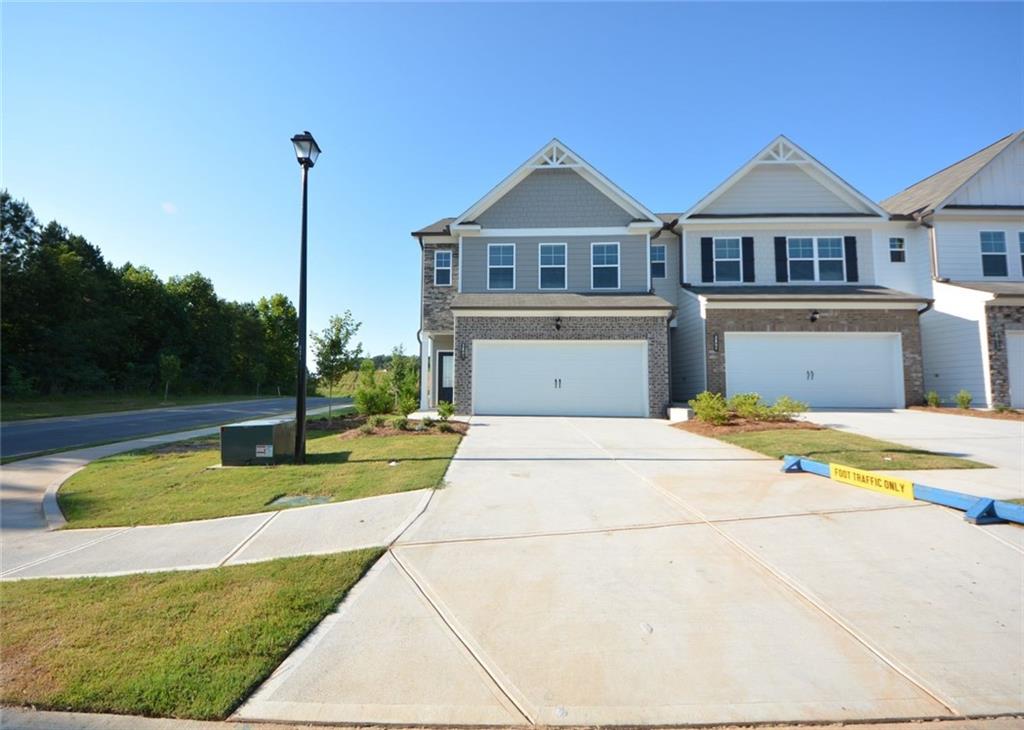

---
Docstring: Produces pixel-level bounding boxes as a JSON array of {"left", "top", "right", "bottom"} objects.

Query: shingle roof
[
  {"left": 881, "top": 131, "right": 1023, "bottom": 217},
  {"left": 450, "top": 293, "right": 675, "bottom": 310},
  {"left": 411, "top": 217, "right": 455, "bottom": 236},
  {"left": 686, "top": 285, "right": 928, "bottom": 303}
]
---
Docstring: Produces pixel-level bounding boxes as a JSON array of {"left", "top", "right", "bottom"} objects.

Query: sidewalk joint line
[
  {"left": 218, "top": 511, "right": 280, "bottom": 567},
  {"left": 389, "top": 549, "right": 535, "bottom": 725},
  {"left": 562, "top": 417, "right": 961, "bottom": 717},
  {"left": 1, "top": 527, "right": 132, "bottom": 577}
]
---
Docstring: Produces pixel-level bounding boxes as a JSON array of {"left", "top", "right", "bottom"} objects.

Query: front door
[{"left": 437, "top": 352, "right": 454, "bottom": 404}]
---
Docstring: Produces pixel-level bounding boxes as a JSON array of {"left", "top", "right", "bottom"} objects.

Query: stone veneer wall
[
  {"left": 422, "top": 242, "right": 459, "bottom": 332},
  {"left": 453, "top": 316, "right": 671, "bottom": 417},
  {"left": 703, "top": 308, "right": 925, "bottom": 406},
  {"left": 985, "top": 304, "right": 1024, "bottom": 406}
]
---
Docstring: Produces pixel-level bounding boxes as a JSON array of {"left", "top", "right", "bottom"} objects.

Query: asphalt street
[{"left": 0, "top": 397, "right": 350, "bottom": 459}]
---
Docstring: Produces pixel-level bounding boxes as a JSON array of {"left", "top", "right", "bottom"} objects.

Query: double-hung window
[
  {"left": 433, "top": 250, "right": 452, "bottom": 286},
  {"left": 889, "top": 237, "right": 906, "bottom": 263},
  {"left": 788, "top": 236, "right": 845, "bottom": 282},
  {"left": 980, "top": 231, "right": 1007, "bottom": 277},
  {"left": 713, "top": 237, "right": 741, "bottom": 282},
  {"left": 488, "top": 244, "right": 515, "bottom": 290},
  {"left": 591, "top": 242, "right": 619, "bottom": 289},
  {"left": 650, "top": 244, "right": 666, "bottom": 279},
  {"left": 538, "top": 243, "right": 567, "bottom": 289}
]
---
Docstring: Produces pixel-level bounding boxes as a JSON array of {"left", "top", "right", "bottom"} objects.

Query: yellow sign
[{"left": 829, "top": 463, "right": 915, "bottom": 501}]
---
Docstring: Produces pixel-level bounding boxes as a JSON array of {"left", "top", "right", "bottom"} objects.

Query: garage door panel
[
  {"left": 725, "top": 333, "right": 903, "bottom": 408},
  {"left": 473, "top": 341, "right": 647, "bottom": 417}
]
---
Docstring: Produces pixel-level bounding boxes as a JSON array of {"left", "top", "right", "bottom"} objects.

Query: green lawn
[
  {"left": 718, "top": 428, "right": 990, "bottom": 470},
  {"left": 0, "top": 550, "right": 381, "bottom": 720},
  {"left": 2, "top": 393, "right": 272, "bottom": 421},
  {"left": 59, "top": 428, "right": 461, "bottom": 528}
]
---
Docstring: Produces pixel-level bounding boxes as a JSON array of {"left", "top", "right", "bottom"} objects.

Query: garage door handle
[
  {"left": 805, "top": 370, "right": 815, "bottom": 381},
  {"left": 553, "top": 378, "right": 562, "bottom": 389}
]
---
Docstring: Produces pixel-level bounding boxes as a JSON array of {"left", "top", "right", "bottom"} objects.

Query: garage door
[
  {"left": 472, "top": 340, "right": 648, "bottom": 417},
  {"left": 1007, "top": 332, "right": 1024, "bottom": 409},
  {"left": 725, "top": 333, "right": 904, "bottom": 408}
]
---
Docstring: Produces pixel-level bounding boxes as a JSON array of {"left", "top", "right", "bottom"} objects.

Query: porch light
[
  {"left": 291, "top": 131, "right": 321, "bottom": 168},
  {"left": 808, "top": 310, "right": 820, "bottom": 323},
  {"left": 712, "top": 333, "right": 719, "bottom": 352},
  {"left": 554, "top": 317, "right": 562, "bottom": 331}
]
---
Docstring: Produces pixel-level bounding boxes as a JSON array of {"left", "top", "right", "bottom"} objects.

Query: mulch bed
[
  {"left": 309, "top": 414, "right": 469, "bottom": 439},
  {"left": 674, "top": 417, "right": 824, "bottom": 437},
  {"left": 909, "top": 406, "right": 1023, "bottom": 421}
]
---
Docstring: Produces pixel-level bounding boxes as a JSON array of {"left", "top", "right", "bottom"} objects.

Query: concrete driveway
[
  {"left": 237, "top": 416, "right": 1023, "bottom": 727},
  {"left": 802, "top": 409, "right": 1024, "bottom": 501}
]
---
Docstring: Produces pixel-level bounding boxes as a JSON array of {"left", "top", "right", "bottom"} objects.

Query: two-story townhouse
[
  {"left": 413, "top": 140, "right": 676, "bottom": 417},
  {"left": 670, "top": 136, "right": 931, "bottom": 409},
  {"left": 882, "top": 130, "right": 1024, "bottom": 408},
  {"left": 413, "top": 136, "right": 937, "bottom": 417}
]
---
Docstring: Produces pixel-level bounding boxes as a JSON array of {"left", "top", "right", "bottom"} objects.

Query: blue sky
[{"left": 5, "top": 2, "right": 1022, "bottom": 356}]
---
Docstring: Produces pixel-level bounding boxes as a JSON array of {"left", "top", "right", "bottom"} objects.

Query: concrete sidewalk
[{"left": 236, "top": 416, "right": 1024, "bottom": 727}]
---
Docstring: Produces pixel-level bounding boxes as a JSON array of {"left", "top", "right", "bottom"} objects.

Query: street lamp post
[{"left": 290, "top": 131, "right": 321, "bottom": 465}]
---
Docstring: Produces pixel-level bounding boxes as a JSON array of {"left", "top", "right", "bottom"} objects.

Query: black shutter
[
  {"left": 741, "top": 237, "right": 755, "bottom": 283},
  {"left": 701, "top": 237, "right": 714, "bottom": 283},
  {"left": 774, "top": 237, "right": 788, "bottom": 282},
  {"left": 844, "top": 236, "right": 859, "bottom": 282}
]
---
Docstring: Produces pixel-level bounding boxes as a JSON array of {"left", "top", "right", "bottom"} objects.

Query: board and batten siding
[
  {"left": 671, "top": 292, "right": 706, "bottom": 401},
  {"left": 460, "top": 235, "right": 649, "bottom": 293},
  {"left": 701, "top": 166, "right": 866, "bottom": 216},
  {"left": 681, "top": 228, "right": 877, "bottom": 286},
  {"left": 475, "top": 168, "right": 635, "bottom": 228},
  {"left": 919, "top": 282, "right": 991, "bottom": 406},
  {"left": 934, "top": 219, "right": 1024, "bottom": 281},
  {"left": 946, "top": 137, "right": 1024, "bottom": 207}
]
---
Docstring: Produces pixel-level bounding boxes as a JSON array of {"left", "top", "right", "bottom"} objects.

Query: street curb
[{"left": 42, "top": 467, "right": 84, "bottom": 530}]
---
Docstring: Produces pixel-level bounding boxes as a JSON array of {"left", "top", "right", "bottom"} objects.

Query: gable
[
  {"left": 945, "top": 136, "right": 1024, "bottom": 208},
  {"left": 474, "top": 168, "right": 635, "bottom": 228},
  {"left": 686, "top": 136, "right": 884, "bottom": 219},
  {"left": 701, "top": 165, "right": 866, "bottom": 215}
]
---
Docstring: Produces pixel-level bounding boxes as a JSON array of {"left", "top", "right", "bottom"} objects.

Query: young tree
[
  {"left": 311, "top": 311, "right": 363, "bottom": 423},
  {"left": 385, "top": 345, "right": 420, "bottom": 416},
  {"left": 159, "top": 352, "right": 181, "bottom": 402}
]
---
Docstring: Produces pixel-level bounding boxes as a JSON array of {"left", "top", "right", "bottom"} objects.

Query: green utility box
[{"left": 220, "top": 418, "right": 295, "bottom": 466}]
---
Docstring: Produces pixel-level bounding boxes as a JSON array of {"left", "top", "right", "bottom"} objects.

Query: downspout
[{"left": 912, "top": 212, "right": 937, "bottom": 316}]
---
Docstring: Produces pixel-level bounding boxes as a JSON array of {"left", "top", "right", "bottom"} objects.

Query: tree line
[{"left": 1, "top": 191, "right": 302, "bottom": 398}]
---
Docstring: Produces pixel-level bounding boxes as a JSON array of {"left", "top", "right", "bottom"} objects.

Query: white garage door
[
  {"left": 473, "top": 340, "right": 648, "bottom": 417},
  {"left": 725, "top": 333, "right": 904, "bottom": 408},
  {"left": 1007, "top": 332, "right": 1024, "bottom": 409}
]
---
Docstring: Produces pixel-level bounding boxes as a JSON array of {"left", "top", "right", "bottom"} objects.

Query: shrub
[
  {"left": 389, "top": 415, "right": 409, "bottom": 431},
  {"left": 437, "top": 400, "right": 455, "bottom": 422},
  {"left": 767, "top": 395, "right": 809, "bottom": 421},
  {"left": 354, "top": 359, "right": 391, "bottom": 415},
  {"left": 358, "top": 422, "right": 374, "bottom": 435},
  {"left": 994, "top": 403, "right": 1013, "bottom": 413},
  {"left": 421, "top": 416, "right": 434, "bottom": 428},
  {"left": 727, "top": 392, "right": 768, "bottom": 420},
  {"left": 955, "top": 389, "right": 972, "bottom": 409},
  {"left": 688, "top": 391, "right": 729, "bottom": 425},
  {"left": 925, "top": 390, "right": 941, "bottom": 408},
  {"left": 368, "top": 414, "right": 387, "bottom": 429},
  {"left": 398, "top": 394, "right": 418, "bottom": 417},
  {"left": 437, "top": 421, "right": 454, "bottom": 433}
]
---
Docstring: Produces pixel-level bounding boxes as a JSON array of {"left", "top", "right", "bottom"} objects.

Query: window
[
  {"left": 889, "top": 237, "right": 906, "bottom": 263},
  {"left": 650, "top": 244, "right": 666, "bottom": 279},
  {"left": 488, "top": 244, "right": 515, "bottom": 290},
  {"left": 433, "top": 250, "right": 452, "bottom": 286},
  {"left": 538, "top": 243, "right": 566, "bottom": 289},
  {"left": 980, "top": 231, "right": 1007, "bottom": 277},
  {"left": 713, "top": 238, "right": 741, "bottom": 282},
  {"left": 591, "top": 242, "right": 619, "bottom": 289},
  {"left": 788, "top": 236, "right": 845, "bottom": 282}
]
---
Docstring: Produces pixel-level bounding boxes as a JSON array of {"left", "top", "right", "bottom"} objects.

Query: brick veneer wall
[
  {"left": 422, "top": 243, "right": 458, "bottom": 332},
  {"left": 703, "top": 308, "right": 925, "bottom": 406},
  {"left": 453, "top": 315, "right": 671, "bottom": 417},
  {"left": 985, "top": 304, "right": 1024, "bottom": 406}
]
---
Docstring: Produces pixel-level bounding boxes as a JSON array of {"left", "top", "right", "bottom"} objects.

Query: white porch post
[{"left": 420, "top": 335, "right": 431, "bottom": 409}]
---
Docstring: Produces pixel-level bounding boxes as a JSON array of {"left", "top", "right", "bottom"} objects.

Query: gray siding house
[{"left": 414, "top": 134, "right": 1021, "bottom": 417}]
